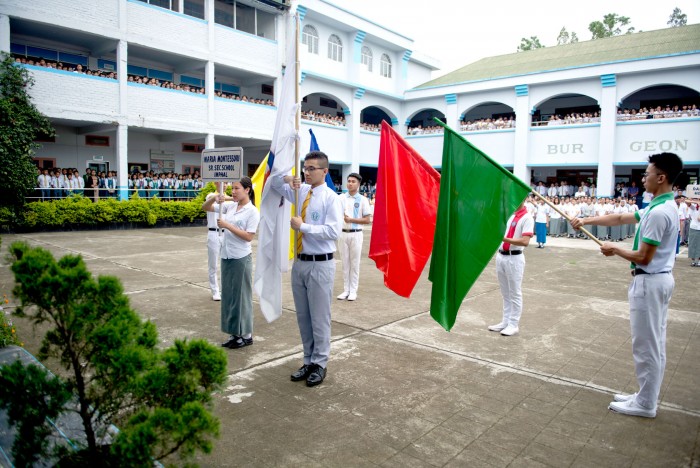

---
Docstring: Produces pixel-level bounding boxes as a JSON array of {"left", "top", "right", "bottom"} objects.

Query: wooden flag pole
[
  {"left": 530, "top": 190, "right": 603, "bottom": 246},
  {"left": 217, "top": 182, "right": 223, "bottom": 234}
]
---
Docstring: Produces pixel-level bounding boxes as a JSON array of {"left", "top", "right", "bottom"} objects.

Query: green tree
[
  {"left": 517, "top": 36, "right": 544, "bottom": 52},
  {"left": 0, "top": 53, "right": 54, "bottom": 215},
  {"left": 668, "top": 7, "right": 687, "bottom": 27},
  {"left": 589, "top": 13, "right": 635, "bottom": 39},
  {"left": 6, "top": 242, "right": 227, "bottom": 466},
  {"left": 557, "top": 27, "right": 579, "bottom": 45}
]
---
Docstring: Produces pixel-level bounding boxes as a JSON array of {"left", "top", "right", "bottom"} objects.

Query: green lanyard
[{"left": 630, "top": 191, "right": 674, "bottom": 268}]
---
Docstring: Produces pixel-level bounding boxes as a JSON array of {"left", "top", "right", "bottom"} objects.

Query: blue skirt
[{"left": 536, "top": 222, "right": 547, "bottom": 244}]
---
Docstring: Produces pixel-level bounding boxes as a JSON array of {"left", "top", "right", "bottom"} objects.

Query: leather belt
[
  {"left": 631, "top": 268, "right": 670, "bottom": 277},
  {"left": 499, "top": 250, "right": 523, "bottom": 256},
  {"left": 297, "top": 253, "right": 334, "bottom": 261},
  {"left": 343, "top": 229, "right": 362, "bottom": 233},
  {"left": 208, "top": 228, "right": 224, "bottom": 232}
]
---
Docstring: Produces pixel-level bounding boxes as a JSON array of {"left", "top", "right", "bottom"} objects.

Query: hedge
[{"left": 0, "top": 183, "right": 223, "bottom": 231}]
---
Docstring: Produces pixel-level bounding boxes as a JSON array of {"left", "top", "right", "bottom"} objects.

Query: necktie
[{"left": 297, "top": 189, "right": 312, "bottom": 254}]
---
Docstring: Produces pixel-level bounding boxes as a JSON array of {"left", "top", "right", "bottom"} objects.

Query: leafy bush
[
  {"left": 3, "top": 191, "right": 212, "bottom": 230},
  {"left": 4, "top": 242, "right": 227, "bottom": 465}
]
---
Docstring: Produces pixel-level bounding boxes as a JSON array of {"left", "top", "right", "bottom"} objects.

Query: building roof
[{"left": 414, "top": 24, "right": 700, "bottom": 90}]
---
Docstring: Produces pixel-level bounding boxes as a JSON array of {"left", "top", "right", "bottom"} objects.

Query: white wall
[
  {"left": 528, "top": 126, "right": 601, "bottom": 166},
  {"left": 127, "top": 84, "right": 208, "bottom": 133},
  {"left": 615, "top": 120, "right": 700, "bottom": 164},
  {"left": 28, "top": 66, "right": 119, "bottom": 121}
]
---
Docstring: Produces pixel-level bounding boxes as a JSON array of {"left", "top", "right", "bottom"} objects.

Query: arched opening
[
  {"left": 460, "top": 102, "right": 515, "bottom": 131},
  {"left": 301, "top": 92, "right": 348, "bottom": 127},
  {"left": 360, "top": 106, "right": 394, "bottom": 132},
  {"left": 407, "top": 109, "right": 445, "bottom": 135},
  {"left": 532, "top": 93, "right": 600, "bottom": 126},
  {"left": 618, "top": 84, "right": 700, "bottom": 120}
]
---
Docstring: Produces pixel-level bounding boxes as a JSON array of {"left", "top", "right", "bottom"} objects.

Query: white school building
[{"left": 1, "top": 0, "right": 699, "bottom": 197}]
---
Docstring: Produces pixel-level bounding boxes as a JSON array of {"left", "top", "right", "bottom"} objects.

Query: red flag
[{"left": 369, "top": 121, "right": 441, "bottom": 297}]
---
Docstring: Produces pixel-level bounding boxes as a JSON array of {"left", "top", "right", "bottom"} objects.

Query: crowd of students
[
  {"left": 617, "top": 104, "right": 700, "bottom": 121},
  {"left": 301, "top": 111, "right": 346, "bottom": 126},
  {"left": 532, "top": 113, "right": 601, "bottom": 127},
  {"left": 14, "top": 56, "right": 117, "bottom": 79},
  {"left": 13, "top": 54, "right": 274, "bottom": 105},
  {"left": 34, "top": 167, "right": 204, "bottom": 202},
  {"left": 407, "top": 125, "right": 443, "bottom": 135},
  {"left": 460, "top": 116, "right": 516, "bottom": 131}
]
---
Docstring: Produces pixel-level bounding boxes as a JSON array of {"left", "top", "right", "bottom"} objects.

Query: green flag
[{"left": 429, "top": 121, "right": 532, "bottom": 331}]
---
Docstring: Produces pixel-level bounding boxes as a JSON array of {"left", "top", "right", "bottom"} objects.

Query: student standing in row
[
  {"left": 202, "top": 177, "right": 259, "bottom": 349},
  {"left": 489, "top": 202, "right": 534, "bottom": 337},
  {"left": 572, "top": 152, "right": 683, "bottom": 418},
  {"left": 337, "top": 172, "right": 372, "bottom": 301},
  {"left": 271, "top": 151, "right": 343, "bottom": 387}
]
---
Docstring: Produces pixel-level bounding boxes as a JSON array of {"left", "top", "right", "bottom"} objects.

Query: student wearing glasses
[
  {"left": 271, "top": 151, "right": 343, "bottom": 387},
  {"left": 571, "top": 152, "right": 683, "bottom": 418}
]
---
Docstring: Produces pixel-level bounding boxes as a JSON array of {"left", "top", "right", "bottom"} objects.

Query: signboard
[
  {"left": 686, "top": 184, "right": 700, "bottom": 200},
  {"left": 201, "top": 147, "right": 243, "bottom": 182}
]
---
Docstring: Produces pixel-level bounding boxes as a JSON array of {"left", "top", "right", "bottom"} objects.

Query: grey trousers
[
  {"left": 291, "top": 258, "right": 335, "bottom": 368},
  {"left": 628, "top": 272, "right": 674, "bottom": 410}
]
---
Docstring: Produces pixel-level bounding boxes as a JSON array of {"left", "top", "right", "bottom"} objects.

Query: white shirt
[
  {"left": 272, "top": 179, "right": 343, "bottom": 255},
  {"left": 206, "top": 201, "right": 233, "bottom": 228},
  {"left": 689, "top": 204, "right": 700, "bottom": 230},
  {"left": 220, "top": 202, "right": 259, "bottom": 260},
  {"left": 535, "top": 204, "right": 549, "bottom": 223},
  {"left": 341, "top": 192, "right": 371, "bottom": 230},
  {"left": 501, "top": 207, "right": 534, "bottom": 252},
  {"left": 38, "top": 174, "right": 50, "bottom": 188},
  {"left": 634, "top": 195, "right": 679, "bottom": 273},
  {"left": 642, "top": 191, "right": 653, "bottom": 203}
]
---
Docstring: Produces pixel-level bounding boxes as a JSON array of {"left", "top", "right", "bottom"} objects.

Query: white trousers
[
  {"left": 339, "top": 231, "right": 363, "bottom": 294},
  {"left": 628, "top": 272, "right": 674, "bottom": 410},
  {"left": 496, "top": 253, "right": 526, "bottom": 326},
  {"left": 207, "top": 231, "right": 221, "bottom": 295}
]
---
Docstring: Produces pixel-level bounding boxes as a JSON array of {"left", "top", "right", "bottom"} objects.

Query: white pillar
[
  {"left": 206, "top": 133, "right": 215, "bottom": 149},
  {"left": 444, "top": 94, "right": 459, "bottom": 128},
  {"left": 345, "top": 104, "right": 360, "bottom": 191},
  {"left": 117, "top": 40, "right": 129, "bottom": 200},
  {"left": 513, "top": 85, "right": 531, "bottom": 185},
  {"left": 116, "top": 124, "right": 129, "bottom": 200},
  {"left": 206, "top": 60, "right": 214, "bottom": 126},
  {"left": 597, "top": 74, "right": 617, "bottom": 197},
  {"left": 0, "top": 15, "right": 10, "bottom": 53}
]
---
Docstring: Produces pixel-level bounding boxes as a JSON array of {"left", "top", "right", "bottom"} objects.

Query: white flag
[{"left": 254, "top": 13, "right": 298, "bottom": 323}]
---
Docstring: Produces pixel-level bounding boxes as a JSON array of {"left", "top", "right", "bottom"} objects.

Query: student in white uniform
[
  {"left": 272, "top": 151, "right": 343, "bottom": 387},
  {"left": 202, "top": 191, "right": 231, "bottom": 301},
  {"left": 572, "top": 152, "right": 683, "bottom": 418},
  {"left": 337, "top": 173, "right": 372, "bottom": 301},
  {"left": 203, "top": 177, "right": 260, "bottom": 349},
  {"left": 534, "top": 200, "right": 549, "bottom": 248},
  {"left": 488, "top": 203, "right": 534, "bottom": 336}
]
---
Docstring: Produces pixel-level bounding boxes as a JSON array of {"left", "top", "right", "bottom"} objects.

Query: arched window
[
  {"left": 380, "top": 54, "right": 391, "bottom": 78},
  {"left": 328, "top": 34, "right": 343, "bottom": 62},
  {"left": 361, "top": 46, "right": 373, "bottom": 72},
  {"left": 301, "top": 25, "right": 319, "bottom": 54}
]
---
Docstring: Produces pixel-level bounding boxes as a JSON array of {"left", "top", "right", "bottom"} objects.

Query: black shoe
[
  {"left": 306, "top": 364, "right": 326, "bottom": 387},
  {"left": 222, "top": 336, "right": 252, "bottom": 349},
  {"left": 290, "top": 364, "right": 313, "bottom": 382}
]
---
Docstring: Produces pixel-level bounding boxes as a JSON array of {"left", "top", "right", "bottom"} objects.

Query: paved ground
[{"left": 1, "top": 227, "right": 699, "bottom": 467}]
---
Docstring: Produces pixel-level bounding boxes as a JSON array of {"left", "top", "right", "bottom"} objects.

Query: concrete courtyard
[{"left": 1, "top": 227, "right": 698, "bottom": 467}]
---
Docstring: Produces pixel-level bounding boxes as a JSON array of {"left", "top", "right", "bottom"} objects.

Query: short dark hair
[
  {"left": 648, "top": 152, "right": 683, "bottom": 185},
  {"left": 304, "top": 151, "right": 329, "bottom": 168},
  {"left": 347, "top": 172, "right": 362, "bottom": 183}
]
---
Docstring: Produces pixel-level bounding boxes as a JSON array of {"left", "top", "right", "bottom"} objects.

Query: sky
[{"left": 341, "top": 0, "right": 700, "bottom": 78}]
